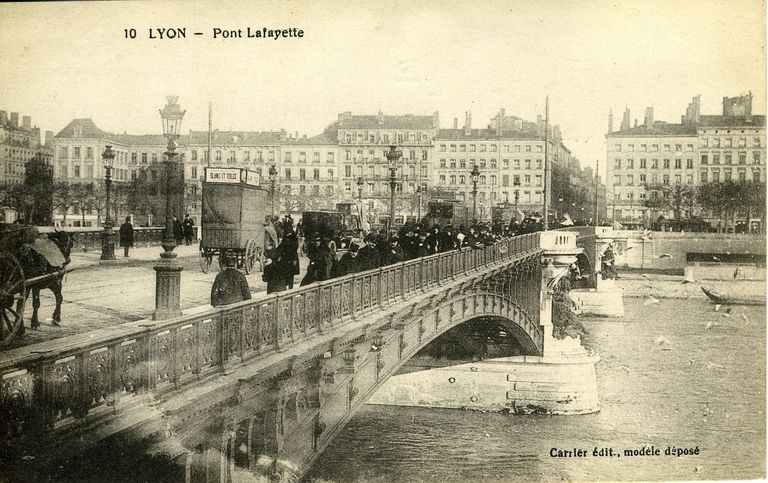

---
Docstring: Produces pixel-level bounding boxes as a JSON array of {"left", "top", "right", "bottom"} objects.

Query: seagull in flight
[
  {"left": 643, "top": 296, "right": 660, "bottom": 306},
  {"left": 659, "top": 253, "right": 673, "bottom": 259}
]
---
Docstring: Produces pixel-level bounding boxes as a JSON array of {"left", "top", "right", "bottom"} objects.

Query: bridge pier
[{"left": 569, "top": 227, "right": 626, "bottom": 317}]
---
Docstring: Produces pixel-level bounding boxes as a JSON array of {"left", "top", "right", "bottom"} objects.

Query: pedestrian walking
[
  {"left": 358, "top": 233, "right": 380, "bottom": 270},
  {"left": 118, "top": 216, "right": 134, "bottom": 257},
  {"left": 173, "top": 216, "right": 184, "bottom": 245},
  {"left": 211, "top": 254, "right": 252, "bottom": 306},
  {"left": 182, "top": 214, "right": 195, "bottom": 245},
  {"left": 282, "top": 229, "right": 300, "bottom": 289},
  {"left": 264, "top": 215, "right": 279, "bottom": 253},
  {"left": 336, "top": 240, "right": 363, "bottom": 276}
]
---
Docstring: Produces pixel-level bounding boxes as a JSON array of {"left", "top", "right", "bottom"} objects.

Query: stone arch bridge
[{"left": 0, "top": 227, "right": 613, "bottom": 480}]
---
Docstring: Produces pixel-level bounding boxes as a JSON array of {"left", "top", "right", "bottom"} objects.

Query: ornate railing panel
[{"left": 0, "top": 232, "right": 549, "bottom": 439}]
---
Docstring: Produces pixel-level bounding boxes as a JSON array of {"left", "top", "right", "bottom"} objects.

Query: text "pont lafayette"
[{"left": 213, "top": 27, "right": 304, "bottom": 39}]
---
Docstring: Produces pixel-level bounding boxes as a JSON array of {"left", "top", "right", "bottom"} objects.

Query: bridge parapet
[{"left": 0, "top": 232, "right": 550, "bottom": 440}]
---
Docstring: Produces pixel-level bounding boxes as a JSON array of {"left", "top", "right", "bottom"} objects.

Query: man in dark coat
[
  {"left": 336, "top": 241, "right": 363, "bottom": 276},
  {"left": 301, "top": 234, "right": 333, "bottom": 286},
  {"left": 439, "top": 225, "right": 456, "bottom": 252},
  {"left": 426, "top": 225, "right": 441, "bottom": 254},
  {"left": 211, "top": 255, "right": 252, "bottom": 306},
  {"left": 281, "top": 229, "right": 300, "bottom": 289},
  {"left": 182, "top": 214, "right": 195, "bottom": 245},
  {"left": 385, "top": 235, "right": 406, "bottom": 265},
  {"left": 118, "top": 216, "right": 134, "bottom": 257},
  {"left": 357, "top": 233, "right": 380, "bottom": 270},
  {"left": 413, "top": 231, "right": 430, "bottom": 258},
  {"left": 173, "top": 216, "right": 184, "bottom": 245},
  {"left": 401, "top": 227, "right": 417, "bottom": 260}
]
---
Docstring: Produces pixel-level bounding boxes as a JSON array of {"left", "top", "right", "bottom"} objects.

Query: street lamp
[
  {"left": 513, "top": 177, "right": 520, "bottom": 221},
  {"left": 384, "top": 145, "right": 402, "bottom": 232},
  {"left": 356, "top": 176, "right": 365, "bottom": 221},
  {"left": 269, "top": 164, "right": 278, "bottom": 217},
  {"left": 470, "top": 165, "right": 480, "bottom": 222},
  {"left": 154, "top": 96, "right": 185, "bottom": 321},
  {"left": 416, "top": 184, "right": 427, "bottom": 222},
  {"left": 99, "top": 145, "right": 116, "bottom": 262}
]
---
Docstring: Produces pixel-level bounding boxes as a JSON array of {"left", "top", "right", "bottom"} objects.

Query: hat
[
  {"left": 312, "top": 233, "right": 321, "bottom": 241},
  {"left": 364, "top": 233, "right": 376, "bottom": 243},
  {"left": 349, "top": 242, "right": 360, "bottom": 252}
]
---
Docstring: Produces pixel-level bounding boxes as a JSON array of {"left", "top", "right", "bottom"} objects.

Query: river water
[{"left": 308, "top": 298, "right": 766, "bottom": 482}]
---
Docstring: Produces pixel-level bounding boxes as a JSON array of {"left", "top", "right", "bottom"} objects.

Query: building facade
[{"left": 606, "top": 95, "right": 765, "bottom": 229}]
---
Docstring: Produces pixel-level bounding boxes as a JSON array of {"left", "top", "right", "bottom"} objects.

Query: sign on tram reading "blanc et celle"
[{"left": 204, "top": 168, "right": 261, "bottom": 186}]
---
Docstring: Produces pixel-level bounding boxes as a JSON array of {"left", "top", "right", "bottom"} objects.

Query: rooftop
[
  {"left": 698, "top": 115, "right": 766, "bottom": 128},
  {"left": 607, "top": 122, "right": 696, "bottom": 137},
  {"left": 338, "top": 113, "right": 437, "bottom": 130},
  {"left": 435, "top": 128, "right": 541, "bottom": 141}
]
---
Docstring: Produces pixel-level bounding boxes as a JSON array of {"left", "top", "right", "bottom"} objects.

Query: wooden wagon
[{"left": 198, "top": 168, "right": 268, "bottom": 274}]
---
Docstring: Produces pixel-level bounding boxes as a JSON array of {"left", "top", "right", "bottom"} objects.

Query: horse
[{"left": 17, "top": 230, "right": 73, "bottom": 334}]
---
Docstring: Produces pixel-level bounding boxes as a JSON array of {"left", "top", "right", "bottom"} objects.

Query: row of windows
[
  {"left": 700, "top": 137, "right": 761, "bottom": 148},
  {"left": 282, "top": 168, "right": 334, "bottom": 181},
  {"left": 281, "top": 185, "right": 335, "bottom": 196},
  {"left": 343, "top": 131, "right": 430, "bottom": 145},
  {"left": 700, "top": 152, "right": 761, "bottom": 165},
  {"left": 57, "top": 146, "right": 158, "bottom": 165},
  {"left": 342, "top": 165, "right": 428, "bottom": 178},
  {"left": 612, "top": 143, "right": 695, "bottom": 152},
  {"left": 613, "top": 158, "right": 694, "bottom": 169},
  {"left": 344, "top": 149, "right": 428, "bottom": 161},
  {"left": 439, "top": 158, "right": 543, "bottom": 170},
  {"left": 438, "top": 173, "right": 542, "bottom": 187},
  {"left": 700, "top": 170, "right": 761, "bottom": 183},
  {"left": 58, "top": 165, "right": 134, "bottom": 181},
  {"left": 438, "top": 143, "right": 542, "bottom": 153},
  {"left": 613, "top": 174, "right": 694, "bottom": 186}
]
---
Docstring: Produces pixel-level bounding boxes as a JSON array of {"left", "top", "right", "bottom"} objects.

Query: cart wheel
[
  {"left": 0, "top": 253, "right": 27, "bottom": 348},
  {"left": 199, "top": 242, "right": 212, "bottom": 274},
  {"left": 244, "top": 240, "right": 257, "bottom": 275}
]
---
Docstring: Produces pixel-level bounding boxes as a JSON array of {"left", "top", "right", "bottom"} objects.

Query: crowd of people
[{"left": 257, "top": 214, "right": 555, "bottom": 294}]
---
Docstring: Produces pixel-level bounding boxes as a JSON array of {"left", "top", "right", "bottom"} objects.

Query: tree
[
  {"left": 643, "top": 183, "right": 696, "bottom": 221},
  {"left": 53, "top": 181, "right": 78, "bottom": 225},
  {"left": 71, "top": 182, "right": 96, "bottom": 227}
]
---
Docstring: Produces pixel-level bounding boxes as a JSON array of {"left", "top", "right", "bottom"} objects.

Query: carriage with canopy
[{"left": 198, "top": 167, "right": 268, "bottom": 274}]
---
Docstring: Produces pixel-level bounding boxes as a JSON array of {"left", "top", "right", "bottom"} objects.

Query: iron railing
[{"left": 0, "top": 232, "right": 544, "bottom": 438}]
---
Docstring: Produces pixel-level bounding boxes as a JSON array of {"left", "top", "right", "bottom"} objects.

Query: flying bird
[
  {"left": 714, "top": 304, "right": 721, "bottom": 312},
  {"left": 641, "top": 274, "right": 651, "bottom": 280},
  {"left": 741, "top": 313, "right": 750, "bottom": 324},
  {"left": 654, "top": 335, "right": 671, "bottom": 346},
  {"left": 705, "top": 320, "right": 718, "bottom": 330},
  {"left": 659, "top": 253, "right": 673, "bottom": 259},
  {"left": 643, "top": 297, "right": 660, "bottom": 306}
]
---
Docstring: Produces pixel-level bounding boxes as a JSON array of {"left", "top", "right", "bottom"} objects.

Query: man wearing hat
[
  {"left": 357, "top": 233, "right": 380, "bottom": 270},
  {"left": 414, "top": 231, "right": 430, "bottom": 258},
  {"left": 301, "top": 233, "right": 333, "bottom": 286},
  {"left": 336, "top": 239, "right": 363, "bottom": 276},
  {"left": 211, "top": 254, "right": 252, "bottom": 306},
  {"left": 385, "top": 234, "right": 405, "bottom": 265}
]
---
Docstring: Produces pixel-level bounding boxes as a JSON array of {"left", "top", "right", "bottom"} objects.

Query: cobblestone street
[{"left": 8, "top": 243, "right": 309, "bottom": 349}]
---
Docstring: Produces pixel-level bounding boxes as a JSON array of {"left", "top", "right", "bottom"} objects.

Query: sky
[{"left": 0, "top": 0, "right": 764, "bottom": 178}]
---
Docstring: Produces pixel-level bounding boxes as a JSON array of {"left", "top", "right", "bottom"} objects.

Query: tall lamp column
[
  {"left": 356, "top": 176, "right": 365, "bottom": 222},
  {"left": 99, "top": 145, "right": 116, "bottom": 262},
  {"left": 416, "top": 184, "right": 427, "bottom": 223},
  {"left": 384, "top": 145, "right": 402, "bottom": 232},
  {"left": 154, "top": 96, "right": 185, "bottom": 321},
  {"left": 513, "top": 177, "right": 520, "bottom": 221},
  {"left": 269, "top": 164, "right": 278, "bottom": 218},
  {"left": 470, "top": 165, "right": 480, "bottom": 222}
]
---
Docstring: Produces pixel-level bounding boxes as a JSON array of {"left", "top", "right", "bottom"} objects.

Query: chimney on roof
[
  {"left": 514, "top": 119, "right": 523, "bottom": 130},
  {"left": 22, "top": 116, "right": 31, "bottom": 129},
  {"left": 620, "top": 107, "right": 630, "bottom": 131},
  {"left": 45, "top": 130, "right": 54, "bottom": 146},
  {"left": 634, "top": 119, "right": 638, "bottom": 128},
  {"left": 464, "top": 111, "right": 472, "bottom": 135},
  {"left": 453, "top": 117, "right": 458, "bottom": 129},
  {"left": 338, "top": 111, "right": 352, "bottom": 126},
  {"left": 608, "top": 109, "right": 614, "bottom": 134},
  {"left": 496, "top": 108, "right": 505, "bottom": 136},
  {"left": 10, "top": 112, "right": 18, "bottom": 128},
  {"left": 433, "top": 110, "right": 440, "bottom": 129},
  {"left": 0, "top": 111, "right": 6, "bottom": 124},
  {"left": 644, "top": 107, "right": 654, "bottom": 128}
]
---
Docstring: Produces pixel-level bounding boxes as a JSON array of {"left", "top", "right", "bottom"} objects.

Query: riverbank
[{"left": 614, "top": 273, "right": 765, "bottom": 301}]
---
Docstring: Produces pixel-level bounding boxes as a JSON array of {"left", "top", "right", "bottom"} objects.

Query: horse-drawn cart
[
  {"left": 198, "top": 168, "right": 268, "bottom": 274},
  {"left": 0, "top": 224, "right": 73, "bottom": 348}
]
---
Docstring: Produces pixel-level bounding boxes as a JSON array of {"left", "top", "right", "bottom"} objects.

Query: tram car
[{"left": 198, "top": 168, "right": 268, "bottom": 274}]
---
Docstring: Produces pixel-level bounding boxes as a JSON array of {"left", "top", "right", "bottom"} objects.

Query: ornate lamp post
[
  {"left": 268, "top": 164, "right": 278, "bottom": 217},
  {"left": 513, "top": 177, "right": 520, "bottom": 221},
  {"left": 416, "top": 184, "right": 427, "bottom": 222},
  {"left": 99, "top": 145, "right": 116, "bottom": 262},
  {"left": 384, "top": 145, "right": 402, "bottom": 232},
  {"left": 153, "top": 96, "right": 185, "bottom": 321},
  {"left": 470, "top": 165, "right": 480, "bottom": 222},
  {"left": 356, "top": 176, "right": 365, "bottom": 221}
]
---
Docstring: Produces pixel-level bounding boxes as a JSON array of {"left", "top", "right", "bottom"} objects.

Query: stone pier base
[
  {"left": 368, "top": 342, "right": 600, "bottom": 415},
  {"left": 570, "top": 279, "right": 625, "bottom": 317}
]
